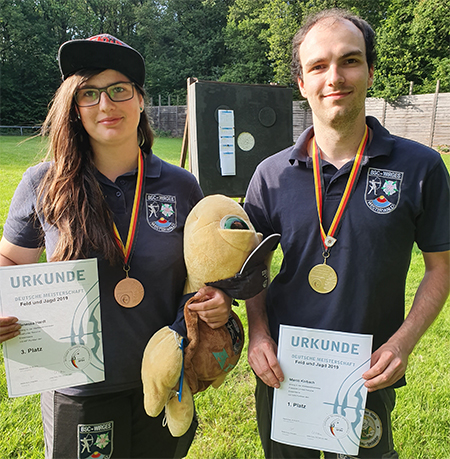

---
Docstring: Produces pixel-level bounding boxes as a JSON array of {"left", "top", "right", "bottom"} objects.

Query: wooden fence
[
  {"left": 147, "top": 92, "right": 450, "bottom": 148},
  {"left": 293, "top": 92, "right": 450, "bottom": 147}
]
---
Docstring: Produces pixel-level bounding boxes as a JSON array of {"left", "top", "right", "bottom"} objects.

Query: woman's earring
[{"left": 140, "top": 107, "right": 144, "bottom": 112}]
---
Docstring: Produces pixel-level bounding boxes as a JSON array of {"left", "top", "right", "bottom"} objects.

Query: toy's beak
[{"left": 206, "top": 233, "right": 280, "bottom": 299}]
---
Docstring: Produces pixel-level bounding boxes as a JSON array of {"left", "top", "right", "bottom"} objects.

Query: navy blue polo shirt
[
  {"left": 244, "top": 116, "right": 450, "bottom": 387},
  {"left": 4, "top": 151, "right": 203, "bottom": 395}
]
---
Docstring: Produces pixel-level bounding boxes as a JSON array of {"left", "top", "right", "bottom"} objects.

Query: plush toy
[{"left": 141, "top": 194, "right": 279, "bottom": 437}]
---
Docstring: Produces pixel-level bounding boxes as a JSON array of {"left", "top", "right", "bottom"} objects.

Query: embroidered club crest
[
  {"left": 78, "top": 421, "right": 113, "bottom": 459},
  {"left": 365, "top": 168, "right": 403, "bottom": 214},
  {"left": 146, "top": 193, "right": 177, "bottom": 232}
]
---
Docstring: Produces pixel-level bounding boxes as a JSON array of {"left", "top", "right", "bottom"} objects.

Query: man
[{"left": 244, "top": 8, "right": 450, "bottom": 459}]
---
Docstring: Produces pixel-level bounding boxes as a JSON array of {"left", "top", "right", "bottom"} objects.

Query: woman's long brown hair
[{"left": 38, "top": 69, "right": 154, "bottom": 264}]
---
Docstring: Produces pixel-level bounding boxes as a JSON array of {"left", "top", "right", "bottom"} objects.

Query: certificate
[
  {"left": 271, "top": 325, "right": 372, "bottom": 456},
  {"left": 0, "top": 259, "right": 104, "bottom": 397}
]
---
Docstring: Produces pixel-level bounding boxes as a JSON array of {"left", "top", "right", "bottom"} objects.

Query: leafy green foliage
[
  {"left": 137, "top": 0, "right": 231, "bottom": 103},
  {"left": 1, "top": 0, "right": 449, "bottom": 124},
  {"left": 0, "top": 0, "right": 60, "bottom": 124},
  {"left": 258, "top": 0, "right": 301, "bottom": 86},
  {"left": 372, "top": 0, "right": 450, "bottom": 99},
  {"left": 220, "top": 0, "right": 273, "bottom": 84}
]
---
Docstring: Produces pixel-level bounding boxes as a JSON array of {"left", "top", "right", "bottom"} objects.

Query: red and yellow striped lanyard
[
  {"left": 113, "top": 150, "right": 146, "bottom": 269},
  {"left": 312, "top": 125, "right": 369, "bottom": 253}
]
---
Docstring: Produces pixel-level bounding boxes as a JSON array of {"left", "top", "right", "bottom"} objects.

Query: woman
[{"left": 0, "top": 34, "right": 231, "bottom": 458}]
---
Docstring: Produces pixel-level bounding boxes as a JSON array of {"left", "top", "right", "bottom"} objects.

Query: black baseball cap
[{"left": 58, "top": 34, "right": 145, "bottom": 86}]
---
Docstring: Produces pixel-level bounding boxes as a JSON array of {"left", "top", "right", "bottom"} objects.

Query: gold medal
[
  {"left": 308, "top": 263, "right": 338, "bottom": 294},
  {"left": 114, "top": 277, "right": 145, "bottom": 308}
]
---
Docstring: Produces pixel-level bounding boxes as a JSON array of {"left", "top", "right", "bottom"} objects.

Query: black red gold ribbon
[
  {"left": 312, "top": 126, "right": 369, "bottom": 251},
  {"left": 113, "top": 150, "right": 146, "bottom": 266}
]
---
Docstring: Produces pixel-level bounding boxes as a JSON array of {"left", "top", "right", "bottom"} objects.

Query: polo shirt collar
[
  {"left": 143, "top": 150, "right": 162, "bottom": 178},
  {"left": 95, "top": 149, "right": 162, "bottom": 184},
  {"left": 289, "top": 125, "right": 313, "bottom": 165},
  {"left": 288, "top": 116, "right": 395, "bottom": 166},
  {"left": 365, "top": 116, "right": 395, "bottom": 159}
]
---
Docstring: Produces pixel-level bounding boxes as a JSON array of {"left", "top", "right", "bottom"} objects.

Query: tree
[
  {"left": 0, "top": 0, "right": 61, "bottom": 124},
  {"left": 220, "top": 0, "right": 391, "bottom": 92},
  {"left": 0, "top": 0, "right": 143, "bottom": 125},
  {"left": 408, "top": 0, "right": 450, "bottom": 94},
  {"left": 138, "top": 0, "right": 231, "bottom": 104},
  {"left": 259, "top": 0, "right": 302, "bottom": 86},
  {"left": 372, "top": 0, "right": 450, "bottom": 99},
  {"left": 220, "top": 0, "right": 273, "bottom": 84},
  {"left": 1, "top": 0, "right": 448, "bottom": 125}
]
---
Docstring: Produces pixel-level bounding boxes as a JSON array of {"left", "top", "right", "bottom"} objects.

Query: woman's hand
[
  {"left": 187, "top": 286, "right": 232, "bottom": 329},
  {"left": 0, "top": 316, "right": 21, "bottom": 344}
]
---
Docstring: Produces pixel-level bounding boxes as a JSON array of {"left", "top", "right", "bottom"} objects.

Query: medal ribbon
[
  {"left": 113, "top": 150, "right": 146, "bottom": 267},
  {"left": 312, "top": 125, "right": 369, "bottom": 251}
]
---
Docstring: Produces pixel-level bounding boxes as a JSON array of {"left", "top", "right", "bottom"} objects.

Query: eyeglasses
[{"left": 75, "top": 82, "right": 135, "bottom": 107}]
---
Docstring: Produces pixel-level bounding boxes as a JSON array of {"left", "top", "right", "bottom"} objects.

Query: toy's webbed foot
[
  {"left": 164, "top": 376, "right": 194, "bottom": 437},
  {"left": 142, "top": 326, "right": 183, "bottom": 417}
]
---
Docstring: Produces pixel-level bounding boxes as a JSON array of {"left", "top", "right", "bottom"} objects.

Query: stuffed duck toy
[{"left": 141, "top": 194, "right": 279, "bottom": 437}]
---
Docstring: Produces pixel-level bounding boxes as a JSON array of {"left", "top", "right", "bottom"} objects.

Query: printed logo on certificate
[
  {"left": 0, "top": 259, "right": 104, "bottom": 397},
  {"left": 271, "top": 325, "right": 372, "bottom": 456}
]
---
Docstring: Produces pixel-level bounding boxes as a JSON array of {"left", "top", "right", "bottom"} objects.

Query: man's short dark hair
[{"left": 291, "top": 8, "right": 376, "bottom": 82}]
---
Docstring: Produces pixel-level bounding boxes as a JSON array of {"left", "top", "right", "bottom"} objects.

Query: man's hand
[
  {"left": 187, "top": 286, "right": 232, "bottom": 329},
  {"left": 245, "top": 286, "right": 284, "bottom": 388},
  {"left": 248, "top": 331, "right": 284, "bottom": 388},
  {"left": 362, "top": 339, "right": 409, "bottom": 392}
]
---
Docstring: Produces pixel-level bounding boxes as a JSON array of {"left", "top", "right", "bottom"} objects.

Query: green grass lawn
[{"left": 0, "top": 136, "right": 449, "bottom": 458}]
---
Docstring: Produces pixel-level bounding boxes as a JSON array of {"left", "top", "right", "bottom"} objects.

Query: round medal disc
[
  {"left": 308, "top": 263, "right": 338, "bottom": 294},
  {"left": 114, "top": 277, "right": 145, "bottom": 308}
]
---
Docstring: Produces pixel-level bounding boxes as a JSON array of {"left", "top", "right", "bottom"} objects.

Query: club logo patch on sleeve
[
  {"left": 365, "top": 168, "right": 403, "bottom": 214},
  {"left": 78, "top": 421, "right": 113, "bottom": 459},
  {"left": 360, "top": 409, "right": 382, "bottom": 448},
  {"left": 146, "top": 193, "right": 177, "bottom": 232}
]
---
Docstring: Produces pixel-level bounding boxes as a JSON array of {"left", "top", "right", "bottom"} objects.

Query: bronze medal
[
  {"left": 114, "top": 277, "right": 145, "bottom": 308},
  {"left": 308, "top": 263, "right": 338, "bottom": 294}
]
